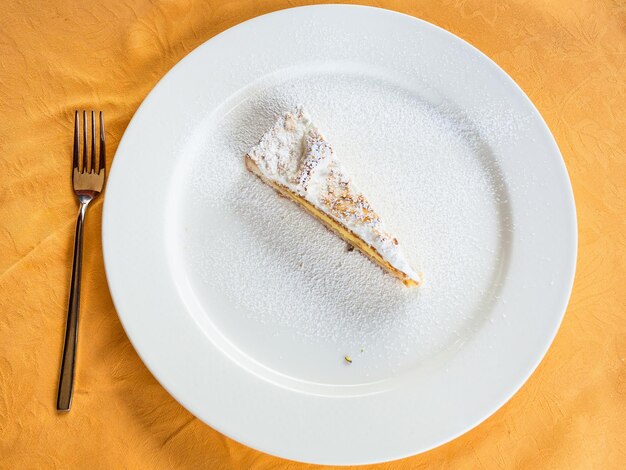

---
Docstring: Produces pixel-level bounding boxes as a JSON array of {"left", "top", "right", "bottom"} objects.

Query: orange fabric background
[{"left": 1, "top": 0, "right": 625, "bottom": 468}]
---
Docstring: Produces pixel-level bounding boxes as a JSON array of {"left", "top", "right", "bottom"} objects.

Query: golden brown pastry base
[{"left": 245, "top": 156, "right": 419, "bottom": 287}]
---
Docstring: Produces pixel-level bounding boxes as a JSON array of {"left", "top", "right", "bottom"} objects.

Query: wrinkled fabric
[{"left": 0, "top": 0, "right": 624, "bottom": 468}]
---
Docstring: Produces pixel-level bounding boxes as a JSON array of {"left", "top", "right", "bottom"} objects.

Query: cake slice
[{"left": 245, "top": 106, "right": 421, "bottom": 287}]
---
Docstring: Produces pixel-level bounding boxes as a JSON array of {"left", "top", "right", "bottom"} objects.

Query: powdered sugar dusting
[{"left": 175, "top": 67, "right": 517, "bottom": 383}]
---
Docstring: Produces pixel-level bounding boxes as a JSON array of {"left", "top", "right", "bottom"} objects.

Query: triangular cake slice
[{"left": 245, "top": 106, "right": 421, "bottom": 287}]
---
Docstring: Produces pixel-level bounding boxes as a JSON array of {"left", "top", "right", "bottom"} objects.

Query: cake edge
[{"left": 245, "top": 155, "right": 420, "bottom": 288}]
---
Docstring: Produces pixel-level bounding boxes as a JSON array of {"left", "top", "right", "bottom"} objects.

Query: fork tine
[
  {"left": 99, "top": 111, "right": 106, "bottom": 173},
  {"left": 82, "top": 110, "right": 88, "bottom": 172},
  {"left": 90, "top": 111, "right": 96, "bottom": 173},
  {"left": 73, "top": 111, "right": 79, "bottom": 169}
]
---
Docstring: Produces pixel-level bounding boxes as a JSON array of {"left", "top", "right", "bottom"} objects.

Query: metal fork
[{"left": 57, "top": 110, "right": 106, "bottom": 411}]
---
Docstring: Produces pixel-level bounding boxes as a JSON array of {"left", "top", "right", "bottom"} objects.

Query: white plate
[{"left": 103, "top": 5, "right": 577, "bottom": 465}]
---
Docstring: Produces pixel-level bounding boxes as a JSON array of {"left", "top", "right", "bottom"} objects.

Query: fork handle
[{"left": 57, "top": 201, "right": 89, "bottom": 411}]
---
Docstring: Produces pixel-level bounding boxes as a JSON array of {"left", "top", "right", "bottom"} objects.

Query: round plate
[{"left": 103, "top": 5, "right": 576, "bottom": 465}]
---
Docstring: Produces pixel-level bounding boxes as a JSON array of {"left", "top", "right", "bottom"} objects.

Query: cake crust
[{"left": 245, "top": 156, "right": 420, "bottom": 287}]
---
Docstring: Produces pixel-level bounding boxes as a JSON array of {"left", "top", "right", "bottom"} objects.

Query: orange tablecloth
[{"left": 1, "top": 0, "right": 624, "bottom": 467}]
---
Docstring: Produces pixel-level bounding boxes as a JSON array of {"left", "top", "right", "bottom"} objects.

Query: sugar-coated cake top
[{"left": 247, "top": 105, "right": 420, "bottom": 283}]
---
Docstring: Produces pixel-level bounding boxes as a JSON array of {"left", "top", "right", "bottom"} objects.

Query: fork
[{"left": 57, "top": 110, "right": 106, "bottom": 411}]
